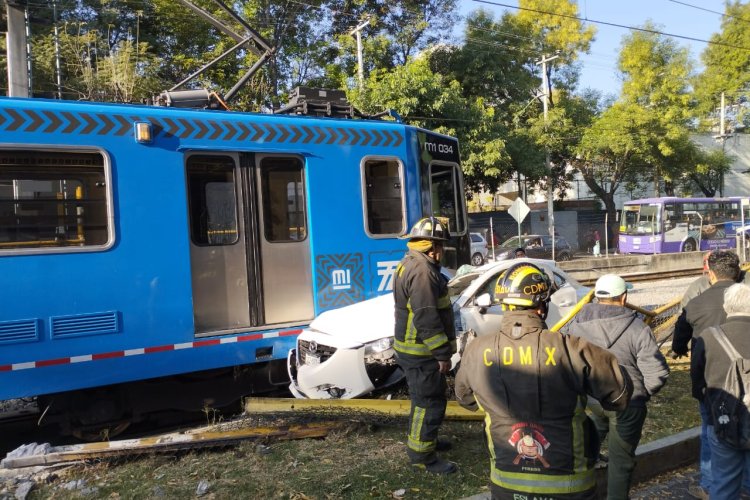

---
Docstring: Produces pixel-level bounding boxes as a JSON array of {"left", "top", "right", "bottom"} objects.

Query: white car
[
  {"left": 470, "top": 232, "right": 489, "bottom": 266},
  {"left": 287, "top": 259, "right": 588, "bottom": 399}
]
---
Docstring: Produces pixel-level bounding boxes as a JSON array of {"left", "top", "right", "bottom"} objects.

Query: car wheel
[
  {"left": 471, "top": 252, "right": 484, "bottom": 266},
  {"left": 557, "top": 251, "right": 572, "bottom": 261}
]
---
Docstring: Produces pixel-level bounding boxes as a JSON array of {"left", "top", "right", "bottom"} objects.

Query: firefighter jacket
[
  {"left": 393, "top": 250, "right": 456, "bottom": 366},
  {"left": 455, "top": 310, "right": 632, "bottom": 497}
]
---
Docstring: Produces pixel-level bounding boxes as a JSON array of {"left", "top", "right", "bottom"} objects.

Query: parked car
[
  {"left": 494, "top": 234, "right": 574, "bottom": 261},
  {"left": 470, "top": 232, "right": 489, "bottom": 265},
  {"left": 287, "top": 259, "right": 588, "bottom": 399}
]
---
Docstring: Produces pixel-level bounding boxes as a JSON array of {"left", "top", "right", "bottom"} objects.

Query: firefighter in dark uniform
[
  {"left": 455, "top": 262, "right": 633, "bottom": 499},
  {"left": 393, "top": 216, "right": 457, "bottom": 474}
]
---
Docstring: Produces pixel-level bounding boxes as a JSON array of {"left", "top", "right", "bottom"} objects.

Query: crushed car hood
[{"left": 309, "top": 294, "right": 395, "bottom": 344}]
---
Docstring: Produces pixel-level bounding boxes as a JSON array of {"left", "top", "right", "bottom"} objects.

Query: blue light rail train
[{"left": 0, "top": 94, "right": 470, "bottom": 436}]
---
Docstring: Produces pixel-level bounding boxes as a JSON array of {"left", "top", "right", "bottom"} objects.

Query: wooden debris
[
  {"left": 1, "top": 421, "right": 339, "bottom": 469},
  {"left": 244, "top": 397, "right": 484, "bottom": 421}
]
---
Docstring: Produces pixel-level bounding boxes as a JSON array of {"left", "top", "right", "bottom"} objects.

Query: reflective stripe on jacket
[
  {"left": 393, "top": 250, "right": 456, "bottom": 362},
  {"left": 455, "top": 310, "right": 632, "bottom": 496}
]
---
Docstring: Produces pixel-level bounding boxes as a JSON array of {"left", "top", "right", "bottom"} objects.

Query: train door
[{"left": 185, "top": 153, "right": 313, "bottom": 334}]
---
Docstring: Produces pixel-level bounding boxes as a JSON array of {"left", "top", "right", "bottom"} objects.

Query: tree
[
  {"left": 31, "top": 22, "right": 163, "bottom": 102},
  {"left": 349, "top": 55, "right": 512, "bottom": 192},
  {"left": 445, "top": 4, "right": 594, "bottom": 200},
  {"left": 693, "top": 1, "right": 750, "bottom": 123},
  {"left": 684, "top": 148, "right": 734, "bottom": 197},
  {"left": 577, "top": 102, "right": 652, "bottom": 225},
  {"left": 576, "top": 22, "right": 697, "bottom": 223}
]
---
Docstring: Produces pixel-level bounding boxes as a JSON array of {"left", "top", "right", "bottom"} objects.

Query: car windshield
[
  {"left": 447, "top": 270, "right": 483, "bottom": 297},
  {"left": 500, "top": 236, "right": 533, "bottom": 247},
  {"left": 447, "top": 262, "right": 581, "bottom": 301}
]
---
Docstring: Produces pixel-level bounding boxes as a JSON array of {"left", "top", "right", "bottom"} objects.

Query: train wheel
[{"left": 71, "top": 420, "right": 131, "bottom": 442}]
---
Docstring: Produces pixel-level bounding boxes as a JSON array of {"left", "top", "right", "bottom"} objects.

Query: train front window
[
  {"left": 429, "top": 163, "right": 465, "bottom": 234},
  {"left": 0, "top": 150, "right": 110, "bottom": 252}
]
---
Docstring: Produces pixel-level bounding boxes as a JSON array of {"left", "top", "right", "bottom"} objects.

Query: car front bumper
[{"left": 287, "top": 329, "right": 381, "bottom": 399}]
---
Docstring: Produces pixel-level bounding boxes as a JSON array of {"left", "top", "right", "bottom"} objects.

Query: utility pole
[
  {"left": 5, "top": 0, "right": 30, "bottom": 97},
  {"left": 350, "top": 19, "right": 370, "bottom": 90},
  {"left": 536, "top": 52, "right": 559, "bottom": 260},
  {"left": 52, "top": 0, "right": 63, "bottom": 99},
  {"left": 714, "top": 91, "right": 732, "bottom": 197}
]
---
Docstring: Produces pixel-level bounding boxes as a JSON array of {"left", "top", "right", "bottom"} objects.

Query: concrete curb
[{"left": 461, "top": 426, "right": 700, "bottom": 500}]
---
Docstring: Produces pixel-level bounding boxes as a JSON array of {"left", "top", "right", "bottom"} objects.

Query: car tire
[
  {"left": 471, "top": 252, "right": 484, "bottom": 266},
  {"left": 682, "top": 238, "right": 697, "bottom": 252},
  {"left": 557, "top": 251, "right": 572, "bottom": 261}
]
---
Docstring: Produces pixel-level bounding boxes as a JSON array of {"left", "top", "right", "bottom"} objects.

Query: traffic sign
[{"left": 508, "top": 198, "right": 530, "bottom": 223}]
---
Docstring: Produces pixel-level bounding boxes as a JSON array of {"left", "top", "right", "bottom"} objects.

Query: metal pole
[
  {"left": 6, "top": 1, "right": 30, "bottom": 97},
  {"left": 24, "top": 7, "right": 33, "bottom": 93},
  {"left": 52, "top": 0, "right": 62, "bottom": 99},
  {"left": 536, "top": 53, "right": 559, "bottom": 260},
  {"left": 490, "top": 218, "right": 496, "bottom": 261},
  {"left": 350, "top": 19, "right": 369, "bottom": 90},
  {"left": 605, "top": 212, "right": 609, "bottom": 258},
  {"left": 719, "top": 92, "right": 726, "bottom": 197}
]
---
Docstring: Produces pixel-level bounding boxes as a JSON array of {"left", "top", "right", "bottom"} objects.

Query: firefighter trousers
[{"left": 401, "top": 362, "right": 447, "bottom": 464}]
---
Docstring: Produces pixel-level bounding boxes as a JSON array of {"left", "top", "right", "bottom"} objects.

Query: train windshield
[
  {"left": 430, "top": 163, "right": 465, "bottom": 234},
  {"left": 621, "top": 204, "right": 661, "bottom": 235}
]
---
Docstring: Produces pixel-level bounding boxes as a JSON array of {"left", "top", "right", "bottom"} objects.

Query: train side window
[
  {"left": 186, "top": 155, "right": 239, "bottom": 246},
  {"left": 429, "top": 162, "right": 466, "bottom": 234},
  {"left": 260, "top": 157, "right": 307, "bottom": 242},
  {"left": 362, "top": 157, "right": 405, "bottom": 236},
  {"left": 0, "top": 150, "right": 110, "bottom": 252}
]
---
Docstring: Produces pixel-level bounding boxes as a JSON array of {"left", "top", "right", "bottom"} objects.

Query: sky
[{"left": 458, "top": 0, "right": 729, "bottom": 97}]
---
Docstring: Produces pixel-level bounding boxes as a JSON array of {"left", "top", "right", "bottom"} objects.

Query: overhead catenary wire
[
  {"left": 665, "top": 0, "right": 750, "bottom": 26},
  {"left": 473, "top": 0, "right": 750, "bottom": 53}
]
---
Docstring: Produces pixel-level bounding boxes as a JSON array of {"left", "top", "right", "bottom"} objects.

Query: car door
[{"left": 456, "top": 267, "right": 506, "bottom": 338}]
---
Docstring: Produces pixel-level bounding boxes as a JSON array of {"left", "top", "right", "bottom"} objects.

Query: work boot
[
  {"left": 412, "top": 457, "right": 458, "bottom": 475},
  {"left": 435, "top": 437, "right": 452, "bottom": 452}
]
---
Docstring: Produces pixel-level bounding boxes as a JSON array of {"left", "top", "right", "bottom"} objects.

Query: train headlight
[{"left": 134, "top": 121, "right": 153, "bottom": 144}]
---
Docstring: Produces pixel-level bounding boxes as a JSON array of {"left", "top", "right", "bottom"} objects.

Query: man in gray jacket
[{"left": 567, "top": 274, "right": 669, "bottom": 500}]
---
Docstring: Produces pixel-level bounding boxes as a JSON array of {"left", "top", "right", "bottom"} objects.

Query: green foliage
[
  {"left": 693, "top": 1, "right": 750, "bottom": 121},
  {"left": 32, "top": 24, "right": 164, "bottom": 101},
  {"left": 349, "top": 55, "right": 512, "bottom": 192},
  {"left": 685, "top": 148, "right": 734, "bottom": 197},
  {"left": 515, "top": 0, "right": 595, "bottom": 64}
]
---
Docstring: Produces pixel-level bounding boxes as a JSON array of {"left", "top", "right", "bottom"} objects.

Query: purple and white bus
[{"left": 618, "top": 197, "right": 750, "bottom": 254}]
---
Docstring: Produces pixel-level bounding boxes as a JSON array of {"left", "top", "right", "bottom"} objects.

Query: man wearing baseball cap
[{"left": 566, "top": 274, "right": 669, "bottom": 500}]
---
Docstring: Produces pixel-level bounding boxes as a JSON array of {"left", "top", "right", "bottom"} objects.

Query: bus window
[
  {"left": 621, "top": 206, "right": 640, "bottom": 234},
  {"left": 620, "top": 204, "right": 661, "bottom": 235},
  {"left": 430, "top": 163, "right": 466, "bottom": 234},
  {"left": 187, "top": 155, "right": 239, "bottom": 246},
  {"left": 260, "top": 157, "right": 306, "bottom": 242},
  {"left": 362, "top": 157, "right": 405, "bottom": 236},
  {"left": 0, "top": 150, "right": 110, "bottom": 252}
]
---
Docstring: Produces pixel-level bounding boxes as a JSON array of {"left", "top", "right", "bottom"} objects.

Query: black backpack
[{"left": 708, "top": 326, "right": 750, "bottom": 449}]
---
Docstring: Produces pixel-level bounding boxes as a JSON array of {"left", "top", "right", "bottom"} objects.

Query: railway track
[{"left": 577, "top": 267, "right": 703, "bottom": 286}]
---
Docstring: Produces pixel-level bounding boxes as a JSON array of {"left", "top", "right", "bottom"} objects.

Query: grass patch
[{"left": 28, "top": 359, "right": 700, "bottom": 499}]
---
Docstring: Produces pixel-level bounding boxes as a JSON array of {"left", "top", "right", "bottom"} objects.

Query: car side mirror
[
  {"left": 475, "top": 292, "right": 492, "bottom": 315},
  {"left": 475, "top": 293, "right": 492, "bottom": 308}
]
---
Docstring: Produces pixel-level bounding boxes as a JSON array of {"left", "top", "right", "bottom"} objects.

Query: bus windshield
[{"left": 621, "top": 204, "right": 661, "bottom": 235}]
